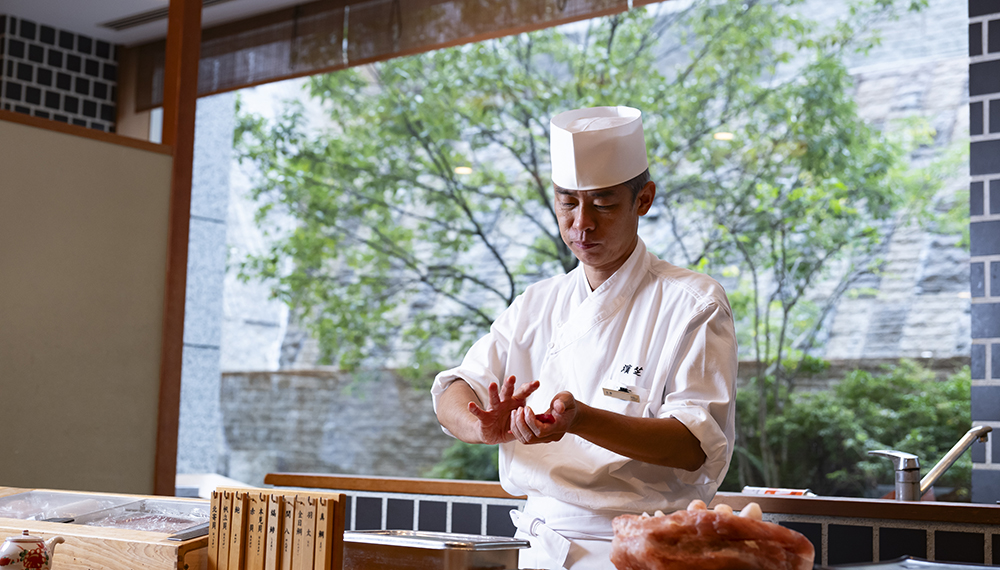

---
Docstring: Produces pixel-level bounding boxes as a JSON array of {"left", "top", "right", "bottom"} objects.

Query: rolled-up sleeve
[
  {"left": 657, "top": 301, "right": 738, "bottom": 486},
  {"left": 430, "top": 297, "right": 521, "bottom": 436}
]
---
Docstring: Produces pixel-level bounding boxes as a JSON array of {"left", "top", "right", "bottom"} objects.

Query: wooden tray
[{"left": 0, "top": 487, "right": 207, "bottom": 570}]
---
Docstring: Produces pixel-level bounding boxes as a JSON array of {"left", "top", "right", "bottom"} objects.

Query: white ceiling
[{"left": 2, "top": 0, "right": 305, "bottom": 47}]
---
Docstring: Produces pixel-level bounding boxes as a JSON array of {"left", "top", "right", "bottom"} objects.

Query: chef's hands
[
  {"left": 509, "top": 391, "right": 578, "bottom": 445},
  {"left": 468, "top": 375, "right": 540, "bottom": 444}
]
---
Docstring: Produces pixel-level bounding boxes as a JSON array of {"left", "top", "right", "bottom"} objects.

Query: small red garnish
[{"left": 536, "top": 413, "right": 555, "bottom": 423}]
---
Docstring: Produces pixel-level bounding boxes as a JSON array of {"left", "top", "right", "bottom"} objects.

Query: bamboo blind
[{"left": 132, "top": 0, "right": 663, "bottom": 111}]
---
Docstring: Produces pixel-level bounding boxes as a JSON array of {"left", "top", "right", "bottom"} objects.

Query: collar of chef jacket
[{"left": 548, "top": 237, "right": 649, "bottom": 354}]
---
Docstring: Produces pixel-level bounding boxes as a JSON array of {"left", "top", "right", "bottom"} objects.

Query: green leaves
[
  {"left": 234, "top": 0, "right": 940, "bottom": 384},
  {"left": 724, "top": 362, "right": 972, "bottom": 498}
]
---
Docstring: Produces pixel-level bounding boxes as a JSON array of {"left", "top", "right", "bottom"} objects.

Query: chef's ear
[{"left": 636, "top": 181, "right": 656, "bottom": 216}]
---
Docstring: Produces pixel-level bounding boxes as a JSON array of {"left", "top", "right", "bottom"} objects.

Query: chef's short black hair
[{"left": 622, "top": 168, "right": 652, "bottom": 202}]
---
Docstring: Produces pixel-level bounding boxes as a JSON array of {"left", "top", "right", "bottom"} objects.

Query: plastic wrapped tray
[
  {"left": 0, "top": 491, "right": 135, "bottom": 521},
  {"left": 72, "top": 498, "right": 210, "bottom": 534}
]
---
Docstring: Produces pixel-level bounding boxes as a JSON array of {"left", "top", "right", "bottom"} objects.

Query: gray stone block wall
[
  {"left": 220, "top": 80, "right": 306, "bottom": 373},
  {"left": 968, "top": 0, "right": 1000, "bottom": 505},
  {"left": 177, "top": 92, "right": 236, "bottom": 474},
  {"left": 219, "top": 371, "right": 456, "bottom": 486}
]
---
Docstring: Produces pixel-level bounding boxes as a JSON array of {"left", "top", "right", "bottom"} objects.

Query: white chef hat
[{"left": 550, "top": 105, "right": 648, "bottom": 191}]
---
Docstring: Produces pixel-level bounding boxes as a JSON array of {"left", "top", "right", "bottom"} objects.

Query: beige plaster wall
[{"left": 0, "top": 117, "right": 172, "bottom": 494}]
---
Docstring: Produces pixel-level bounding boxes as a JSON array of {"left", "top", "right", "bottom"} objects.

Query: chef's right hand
[
  {"left": 509, "top": 391, "right": 576, "bottom": 445},
  {"left": 468, "top": 375, "right": 540, "bottom": 444}
]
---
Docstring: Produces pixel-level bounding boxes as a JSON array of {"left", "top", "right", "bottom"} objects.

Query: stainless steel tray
[{"left": 344, "top": 530, "right": 530, "bottom": 551}]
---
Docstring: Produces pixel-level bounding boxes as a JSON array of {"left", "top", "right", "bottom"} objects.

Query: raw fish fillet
[{"left": 611, "top": 500, "right": 814, "bottom": 570}]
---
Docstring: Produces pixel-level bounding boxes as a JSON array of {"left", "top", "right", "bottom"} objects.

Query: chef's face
[{"left": 555, "top": 180, "right": 655, "bottom": 285}]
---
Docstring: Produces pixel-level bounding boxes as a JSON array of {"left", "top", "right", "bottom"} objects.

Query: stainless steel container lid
[{"left": 344, "top": 530, "right": 530, "bottom": 551}]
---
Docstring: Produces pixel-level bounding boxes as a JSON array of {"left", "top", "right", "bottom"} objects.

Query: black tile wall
[
  {"left": 972, "top": 181, "right": 985, "bottom": 216},
  {"left": 486, "top": 504, "right": 516, "bottom": 537},
  {"left": 0, "top": 14, "right": 117, "bottom": 132},
  {"left": 971, "top": 60, "right": 1000, "bottom": 97},
  {"left": 972, "top": 470, "right": 1000, "bottom": 507},
  {"left": 972, "top": 262, "right": 986, "bottom": 298},
  {"left": 972, "top": 302, "right": 1000, "bottom": 339},
  {"left": 934, "top": 530, "right": 984, "bottom": 564},
  {"left": 879, "top": 527, "right": 926, "bottom": 560},
  {"left": 971, "top": 0, "right": 1000, "bottom": 18},
  {"left": 971, "top": 220, "right": 1000, "bottom": 256},
  {"left": 972, "top": 6, "right": 1000, "bottom": 509},
  {"left": 417, "top": 501, "right": 447, "bottom": 532},
  {"left": 451, "top": 502, "right": 481, "bottom": 534},
  {"left": 8, "top": 39, "right": 23, "bottom": 59},
  {"left": 39, "top": 25, "right": 54, "bottom": 45},
  {"left": 971, "top": 140, "right": 1000, "bottom": 175},
  {"left": 385, "top": 498, "right": 413, "bottom": 530},
  {"left": 353, "top": 496, "right": 381, "bottom": 530},
  {"left": 972, "top": 22, "right": 984, "bottom": 56},
  {"left": 828, "top": 525, "right": 873, "bottom": 565},
  {"left": 971, "top": 385, "right": 1000, "bottom": 421},
  {"left": 972, "top": 342, "right": 986, "bottom": 378},
  {"left": 342, "top": 496, "right": 352, "bottom": 529}
]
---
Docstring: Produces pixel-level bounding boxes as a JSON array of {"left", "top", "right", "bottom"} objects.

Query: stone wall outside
[
  {"left": 219, "top": 357, "right": 969, "bottom": 486},
  {"left": 220, "top": 370, "right": 455, "bottom": 487}
]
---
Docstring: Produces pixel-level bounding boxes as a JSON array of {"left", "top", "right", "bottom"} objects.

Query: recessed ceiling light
[
  {"left": 454, "top": 166, "right": 473, "bottom": 175},
  {"left": 713, "top": 132, "right": 735, "bottom": 141}
]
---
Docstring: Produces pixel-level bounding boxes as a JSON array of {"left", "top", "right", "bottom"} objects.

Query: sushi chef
[{"left": 431, "top": 105, "right": 738, "bottom": 570}]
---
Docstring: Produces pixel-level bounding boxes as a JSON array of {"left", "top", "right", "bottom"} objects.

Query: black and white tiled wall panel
[
  {"left": 338, "top": 491, "right": 524, "bottom": 537},
  {"left": 0, "top": 14, "right": 118, "bottom": 132},
  {"left": 969, "top": 0, "right": 1000, "bottom": 505},
  {"left": 764, "top": 513, "right": 1000, "bottom": 566},
  {"left": 318, "top": 491, "right": 1000, "bottom": 566}
]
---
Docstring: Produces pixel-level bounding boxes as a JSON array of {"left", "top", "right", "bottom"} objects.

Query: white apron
[{"left": 510, "top": 497, "right": 617, "bottom": 570}]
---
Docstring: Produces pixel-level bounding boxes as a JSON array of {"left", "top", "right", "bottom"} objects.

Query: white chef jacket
[{"left": 430, "top": 236, "right": 737, "bottom": 516}]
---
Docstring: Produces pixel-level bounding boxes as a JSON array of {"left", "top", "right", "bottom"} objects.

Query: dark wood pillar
[{"left": 155, "top": 0, "right": 202, "bottom": 496}]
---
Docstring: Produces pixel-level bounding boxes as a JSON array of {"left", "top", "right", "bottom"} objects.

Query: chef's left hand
[{"left": 509, "top": 391, "right": 577, "bottom": 444}]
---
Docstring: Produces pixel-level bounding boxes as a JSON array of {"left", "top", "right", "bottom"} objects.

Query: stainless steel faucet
[
  {"left": 868, "top": 425, "right": 992, "bottom": 501},
  {"left": 868, "top": 449, "right": 921, "bottom": 501},
  {"left": 919, "top": 425, "right": 992, "bottom": 497}
]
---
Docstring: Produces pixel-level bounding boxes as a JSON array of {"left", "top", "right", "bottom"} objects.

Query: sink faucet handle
[{"left": 868, "top": 450, "right": 920, "bottom": 471}]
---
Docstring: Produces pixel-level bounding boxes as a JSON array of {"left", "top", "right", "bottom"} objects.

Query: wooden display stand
[
  {"left": 0, "top": 488, "right": 208, "bottom": 570},
  {"left": 207, "top": 487, "right": 346, "bottom": 570}
]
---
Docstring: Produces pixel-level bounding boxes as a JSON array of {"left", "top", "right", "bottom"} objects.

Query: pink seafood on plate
[{"left": 611, "top": 499, "right": 815, "bottom": 570}]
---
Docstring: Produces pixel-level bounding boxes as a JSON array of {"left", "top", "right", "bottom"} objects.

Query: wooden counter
[
  {"left": 0, "top": 488, "right": 207, "bottom": 570},
  {"left": 710, "top": 492, "right": 1000, "bottom": 525},
  {"left": 266, "top": 473, "right": 1000, "bottom": 567}
]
